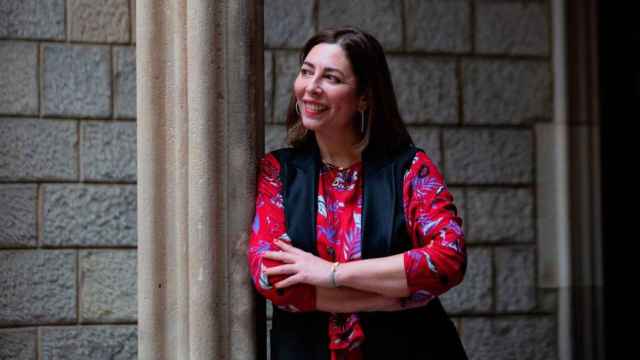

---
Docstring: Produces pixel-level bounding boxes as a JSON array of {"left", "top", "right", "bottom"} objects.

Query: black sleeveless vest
[{"left": 269, "top": 144, "right": 468, "bottom": 360}]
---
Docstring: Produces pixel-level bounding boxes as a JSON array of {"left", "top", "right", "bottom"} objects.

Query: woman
[{"left": 248, "top": 27, "right": 468, "bottom": 359}]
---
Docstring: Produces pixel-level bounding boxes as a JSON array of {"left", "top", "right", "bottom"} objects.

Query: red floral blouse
[{"left": 247, "top": 149, "right": 466, "bottom": 360}]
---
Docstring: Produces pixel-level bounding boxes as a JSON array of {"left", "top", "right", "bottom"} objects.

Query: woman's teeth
[{"left": 305, "top": 103, "right": 328, "bottom": 112}]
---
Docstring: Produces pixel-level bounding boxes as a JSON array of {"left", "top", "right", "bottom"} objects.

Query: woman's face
[{"left": 294, "top": 43, "right": 363, "bottom": 135}]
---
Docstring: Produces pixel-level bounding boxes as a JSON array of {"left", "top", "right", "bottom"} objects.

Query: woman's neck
[{"left": 314, "top": 130, "right": 362, "bottom": 168}]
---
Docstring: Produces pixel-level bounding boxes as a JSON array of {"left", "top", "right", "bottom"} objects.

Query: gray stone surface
[
  {"left": 0, "top": 118, "right": 77, "bottom": 181},
  {"left": 443, "top": 129, "right": 532, "bottom": 184},
  {"left": 81, "top": 121, "right": 136, "bottom": 181},
  {"left": 41, "top": 326, "right": 137, "bottom": 360},
  {"left": 265, "top": 50, "right": 274, "bottom": 124},
  {"left": 266, "top": 124, "right": 287, "bottom": 153},
  {"left": 0, "top": 328, "right": 37, "bottom": 360},
  {"left": 0, "top": 0, "right": 65, "bottom": 40},
  {"left": 388, "top": 56, "right": 458, "bottom": 124},
  {"left": 131, "top": 0, "right": 135, "bottom": 44},
  {"left": 0, "top": 250, "right": 76, "bottom": 325},
  {"left": 461, "top": 316, "right": 556, "bottom": 360},
  {"left": 408, "top": 126, "right": 441, "bottom": 170},
  {"left": 405, "top": 0, "right": 471, "bottom": 53},
  {"left": 114, "top": 47, "right": 136, "bottom": 119},
  {"left": 80, "top": 250, "right": 136, "bottom": 322},
  {"left": 43, "top": 44, "right": 111, "bottom": 118},
  {"left": 273, "top": 51, "right": 299, "bottom": 124},
  {"left": 0, "top": 42, "right": 38, "bottom": 115},
  {"left": 463, "top": 59, "right": 551, "bottom": 124},
  {"left": 264, "top": 0, "right": 314, "bottom": 48},
  {"left": 441, "top": 247, "right": 492, "bottom": 313},
  {"left": 476, "top": 1, "right": 549, "bottom": 55},
  {"left": 0, "top": 185, "right": 37, "bottom": 247},
  {"left": 448, "top": 187, "right": 466, "bottom": 235},
  {"left": 42, "top": 184, "right": 136, "bottom": 247},
  {"left": 495, "top": 245, "right": 536, "bottom": 312},
  {"left": 319, "top": 0, "right": 403, "bottom": 50},
  {"left": 69, "top": 0, "right": 130, "bottom": 43},
  {"left": 466, "top": 188, "right": 534, "bottom": 243}
]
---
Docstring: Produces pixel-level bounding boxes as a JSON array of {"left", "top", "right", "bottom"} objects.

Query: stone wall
[
  {"left": 1, "top": 0, "right": 556, "bottom": 359},
  {"left": 0, "top": 0, "right": 137, "bottom": 359},
  {"left": 264, "top": 1, "right": 556, "bottom": 359}
]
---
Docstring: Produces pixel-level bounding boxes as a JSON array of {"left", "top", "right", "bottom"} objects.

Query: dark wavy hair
[{"left": 285, "top": 27, "right": 413, "bottom": 156}]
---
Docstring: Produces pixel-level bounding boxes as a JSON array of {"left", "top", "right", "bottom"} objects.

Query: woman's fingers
[
  {"left": 265, "top": 264, "right": 296, "bottom": 276},
  {"left": 262, "top": 250, "right": 295, "bottom": 263},
  {"left": 274, "top": 274, "right": 302, "bottom": 289},
  {"left": 274, "top": 239, "right": 303, "bottom": 254}
]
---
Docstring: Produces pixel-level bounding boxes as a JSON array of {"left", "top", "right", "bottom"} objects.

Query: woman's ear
[{"left": 358, "top": 95, "right": 368, "bottom": 112}]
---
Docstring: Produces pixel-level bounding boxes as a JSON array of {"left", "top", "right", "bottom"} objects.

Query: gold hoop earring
[
  {"left": 295, "top": 102, "right": 300, "bottom": 115},
  {"left": 360, "top": 111, "right": 366, "bottom": 133}
]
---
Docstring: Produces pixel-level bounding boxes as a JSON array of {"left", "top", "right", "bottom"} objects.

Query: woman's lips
[{"left": 302, "top": 101, "right": 329, "bottom": 116}]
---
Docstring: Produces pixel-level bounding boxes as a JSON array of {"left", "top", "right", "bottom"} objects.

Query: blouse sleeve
[
  {"left": 247, "top": 152, "right": 316, "bottom": 312},
  {"left": 401, "top": 150, "right": 467, "bottom": 303}
]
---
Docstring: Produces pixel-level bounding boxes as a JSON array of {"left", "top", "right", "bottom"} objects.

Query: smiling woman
[{"left": 247, "top": 27, "right": 468, "bottom": 360}]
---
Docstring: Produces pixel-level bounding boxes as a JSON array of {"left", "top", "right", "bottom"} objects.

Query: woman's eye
[
  {"left": 300, "top": 68, "right": 312, "bottom": 76},
  {"left": 325, "top": 75, "right": 341, "bottom": 83}
]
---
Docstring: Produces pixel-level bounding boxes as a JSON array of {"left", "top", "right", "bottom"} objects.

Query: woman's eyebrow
[{"left": 302, "top": 61, "right": 345, "bottom": 77}]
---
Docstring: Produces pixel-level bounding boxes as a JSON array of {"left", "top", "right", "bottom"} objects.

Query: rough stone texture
[
  {"left": 463, "top": 60, "right": 551, "bottom": 124},
  {"left": 265, "top": 124, "right": 287, "bottom": 153},
  {"left": 0, "top": 328, "right": 37, "bottom": 360},
  {"left": 441, "top": 247, "right": 492, "bottom": 313},
  {"left": 405, "top": 0, "right": 471, "bottom": 53},
  {"left": 0, "top": 42, "right": 38, "bottom": 115},
  {"left": 0, "top": 0, "right": 65, "bottom": 40},
  {"left": 81, "top": 121, "right": 136, "bottom": 181},
  {"left": 40, "top": 326, "right": 137, "bottom": 359},
  {"left": 466, "top": 188, "right": 534, "bottom": 243},
  {"left": 443, "top": 129, "right": 532, "bottom": 184},
  {"left": 131, "top": 0, "right": 135, "bottom": 44},
  {"left": 408, "top": 126, "right": 441, "bottom": 170},
  {"left": 476, "top": 1, "right": 549, "bottom": 55},
  {"left": 0, "top": 185, "right": 37, "bottom": 247},
  {"left": 69, "top": 0, "right": 130, "bottom": 43},
  {"left": 0, "top": 118, "right": 77, "bottom": 181},
  {"left": 461, "top": 316, "right": 556, "bottom": 360},
  {"left": 42, "top": 184, "right": 136, "bottom": 247},
  {"left": 43, "top": 44, "right": 111, "bottom": 118},
  {"left": 80, "top": 250, "right": 136, "bottom": 322},
  {"left": 114, "top": 47, "right": 136, "bottom": 119},
  {"left": 388, "top": 56, "right": 458, "bottom": 124},
  {"left": 265, "top": 51, "right": 274, "bottom": 124},
  {"left": 495, "top": 245, "right": 536, "bottom": 312},
  {"left": 0, "top": 250, "right": 76, "bottom": 325},
  {"left": 273, "top": 51, "right": 299, "bottom": 124},
  {"left": 319, "top": 0, "right": 403, "bottom": 50},
  {"left": 264, "top": 0, "right": 314, "bottom": 48}
]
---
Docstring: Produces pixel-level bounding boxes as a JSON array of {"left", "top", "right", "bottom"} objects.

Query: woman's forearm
[
  {"left": 315, "top": 286, "right": 432, "bottom": 313},
  {"left": 333, "top": 253, "right": 411, "bottom": 298}
]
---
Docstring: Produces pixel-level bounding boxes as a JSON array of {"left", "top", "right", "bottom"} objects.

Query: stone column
[{"left": 137, "top": 1, "right": 264, "bottom": 359}]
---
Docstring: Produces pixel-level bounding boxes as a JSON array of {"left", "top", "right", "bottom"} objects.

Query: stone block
[
  {"left": 0, "top": 185, "right": 37, "bottom": 247},
  {"left": 266, "top": 124, "right": 287, "bottom": 153},
  {"left": 0, "top": 118, "right": 77, "bottom": 181},
  {"left": 0, "top": 41, "right": 38, "bottom": 115},
  {"left": 80, "top": 250, "right": 136, "bottom": 322},
  {"left": 495, "top": 245, "right": 536, "bottom": 312},
  {"left": 0, "top": 0, "right": 64, "bottom": 40},
  {"left": 476, "top": 1, "right": 549, "bottom": 55},
  {"left": 441, "top": 247, "right": 492, "bottom": 313},
  {"left": 43, "top": 44, "right": 111, "bottom": 118},
  {"left": 264, "top": 0, "right": 314, "bottom": 48},
  {"left": 0, "top": 250, "right": 76, "bottom": 325},
  {"left": 114, "top": 46, "right": 136, "bottom": 119},
  {"left": 466, "top": 188, "right": 534, "bottom": 243},
  {"left": 463, "top": 59, "right": 551, "bottom": 124},
  {"left": 81, "top": 121, "right": 136, "bottom": 181},
  {"left": 40, "top": 326, "right": 137, "bottom": 359},
  {"left": 388, "top": 56, "right": 458, "bottom": 124},
  {"left": 461, "top": 316, "right": 556, "bottom": 360},
  {"left": 319, "top": 0, "right": 403, "bottom": 50},
  {"left": 265, "top": 50, "right": 274, "bottom": 124},
  {"left": 405, "top": 0, "right": 471, "bottom": 53},
  {"left": 69, "top": 0, "right": 130, "bottom": 43},
  {"left": 0, "top": 328, "right": 37, "bottom": 360},
  {"left": 408, "top": 126, "right": 441, "bottom": 169},
  {"left": 444, "top": 129, "right": 532, "bottom": 184},
  {"left": 273, "top": 51, "right": 299, "bottom": 124},
  {"left": 42, "top": 184, "right": 136, "bottom": 247}
]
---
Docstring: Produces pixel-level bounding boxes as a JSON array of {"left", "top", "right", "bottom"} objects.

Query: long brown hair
[{"left": 285, "top": 27, "right": 413, "bottom": 156}]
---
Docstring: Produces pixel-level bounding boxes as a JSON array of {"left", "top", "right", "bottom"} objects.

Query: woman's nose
[{"left": 305, "top": 76, "right": 322, "bottom": 94}]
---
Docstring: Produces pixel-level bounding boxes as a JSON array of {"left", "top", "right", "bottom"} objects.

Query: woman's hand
[{"left": 262, "top": 239, "right": 334, "bottom": 289}]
